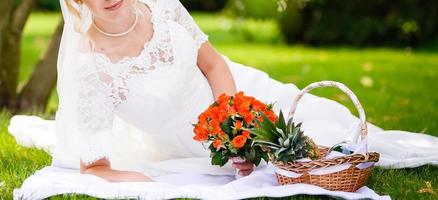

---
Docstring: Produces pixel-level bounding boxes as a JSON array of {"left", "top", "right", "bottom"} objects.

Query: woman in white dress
[
  {"left": 56, "top": 0, "right": 259, "bottom": 182},
  {"left": 8, "top": 0, "right": 438, "bottom": 187}
]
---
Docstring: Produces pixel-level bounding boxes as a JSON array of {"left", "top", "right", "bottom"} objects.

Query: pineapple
[{"left": 250, "top": 110, "right": 321, "bottom": 163}]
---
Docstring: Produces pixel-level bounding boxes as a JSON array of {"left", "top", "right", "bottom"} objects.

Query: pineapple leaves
[
  {"left": 250, "top": 126, "right": 275, "bottom": 143},
  {"left": 252, "top": 140, "right": 281, "bottom": 149},
  {"left": 253, "top": 110, "right": 321, "bottom": 163},
  {"left": 275, "top": 110, "right": 287, "bottom": 132}
]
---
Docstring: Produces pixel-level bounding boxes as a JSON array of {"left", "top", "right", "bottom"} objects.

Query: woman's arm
[
  {"left": 80, "top": 158, "right": 153, "bottom": 182},
  {"left": 197, "top": 42, "right": 255, "bottom": 176},
  {"left": 197, "top": 41, "right": 237, "bottom": 100}
]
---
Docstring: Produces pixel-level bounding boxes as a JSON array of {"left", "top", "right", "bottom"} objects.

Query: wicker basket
[{"left": 269, "top": 81, "right": 380, "bottom": 192}]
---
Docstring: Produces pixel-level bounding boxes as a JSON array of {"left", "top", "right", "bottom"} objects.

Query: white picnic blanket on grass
[{"left": 13, "top": 163, "right": 390, "bottom": 200}]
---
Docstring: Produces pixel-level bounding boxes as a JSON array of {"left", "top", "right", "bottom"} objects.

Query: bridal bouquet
[{"left": 192, "top": 91, "right": 277, "bottom": 167}]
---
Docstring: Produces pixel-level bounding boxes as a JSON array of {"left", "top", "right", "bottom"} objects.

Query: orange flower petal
[{"left": 231, "top": 135, "right": 247, "bottom": 149}]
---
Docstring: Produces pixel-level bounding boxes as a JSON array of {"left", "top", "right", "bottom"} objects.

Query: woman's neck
[{"left": 93, "top": 6, "right": 137, "bottom": 35}]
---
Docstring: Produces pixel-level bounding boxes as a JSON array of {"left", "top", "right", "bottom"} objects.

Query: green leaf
[
  {"left": 259, "top": 112, "right": 277, "bottom": 133},
  {"left": 250, "top": 126, "right": 275, "bottom": 142},
  {"left": 253, "top": 155, "right": 261, "bottom": 166},
  {"left": 252, "top": 140, "right": 281, "bottom": 149},
  {"left": 229, "top": 146, "right": 239, "bottom": 154},
  {"left": 290, "top": 123, "right": 301, "bottom": 146},
  {"left": 221, "top": 116, "right": 233, "bottom": 135},
  {"left": 261, "top": 152, "right": 269, "bottom": 162},
  {"left": 283, "top": 137, "right": 291, "bottom": 147},
  {"left": 275, "top": 110, "right": 287, "bottom": 132},
  {"left": 211, "top": 151, "right": 229, "bottom": 167},
  {"left": 286, "top": 116, "right": 294, "bottom": 136},
  {"left": 275, "top": 127, "right": 286, "bottom": 139},
  {"left": 211, "top": 152, "right": 220, "bottom": 165},
  {"left": 249, "top": 147, "right": 256, "bottom": 160}
]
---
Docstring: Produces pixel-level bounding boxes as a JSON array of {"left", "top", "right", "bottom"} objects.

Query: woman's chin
[
  {"left": 104, "top": 0, "right": 125, "bottom": 12},
  {"left": 102, "top": 4, "right": 132, "bottom": 21}
]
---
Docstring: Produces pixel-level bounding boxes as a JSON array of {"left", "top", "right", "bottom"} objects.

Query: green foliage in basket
[{"left": 250, "top": 110, "right": 321, "bottom": 163}]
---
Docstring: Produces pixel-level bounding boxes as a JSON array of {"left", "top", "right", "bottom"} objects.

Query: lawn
[{"left": 0, "top": 12, "right": 437, "bottom": 199}]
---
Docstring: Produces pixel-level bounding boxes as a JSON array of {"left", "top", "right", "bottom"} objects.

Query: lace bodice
[{"left": 71, "top": 0, "right": 212, "bottom": 165}]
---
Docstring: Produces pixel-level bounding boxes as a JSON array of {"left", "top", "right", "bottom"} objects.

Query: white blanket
[
  {"left": 9, "top": 98, "right": 438, "bottom": 199},
  {"left": 13, "top": 164, "right": 390, "bottom": 200}
]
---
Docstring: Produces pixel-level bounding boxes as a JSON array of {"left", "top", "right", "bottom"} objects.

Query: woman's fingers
[
  {"left": 230, "top": 158, "right": 255, "bottom": 176},
  {"left": 232, "top": 161, "right": 254, "bottom": 171},
  {"left": 238, "top": 168, "right": 254, "bottom": 176}
]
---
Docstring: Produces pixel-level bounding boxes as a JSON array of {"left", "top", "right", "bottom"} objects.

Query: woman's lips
[{"left": 105, "top": 0, "right": 124, "bottom": 11}]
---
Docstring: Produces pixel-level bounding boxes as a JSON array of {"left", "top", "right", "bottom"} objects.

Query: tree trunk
[
  {"left": 0, "top": 0, "right": 16, "bottom": 109},
  {"left": 16, "top": 20, "right": 64, "bottom": 114},
  {"left": 0, "top": 0, "right": 35, "bottom": 112}
]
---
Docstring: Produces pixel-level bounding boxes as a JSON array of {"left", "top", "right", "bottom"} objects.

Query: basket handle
[{"left": 287, "top": 81, "right": 368, "bottom": 142}]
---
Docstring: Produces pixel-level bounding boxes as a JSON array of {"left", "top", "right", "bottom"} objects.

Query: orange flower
[
  {"left": 193, "top": 121, "right": 209, "bottom": 141},
  {"left": 211, "top": 120, "right": 222, "bottom": 134},
  {"left": 197, "top": 113, "right": 208, "bottom": 123},
  {"left": 193, "top": 133, "right": 207, "bottom": 141},
  {"left": 219, "top": 97, "right": 230, "bottom": 108},
  {"left": 193, "top": 91, "right": 277, "bottom": 151},
  {"left": 241, "top": 98, "right": 252, "bottom": 110},
  {"left": 255, "top": 110, "right": 278, "bottom": 124},
  {"left": 194, "top": 121, "right": 208, "bottom": 132},
  {"left": 226, "top": 106, "right": 237, "bottom": 115},
  {"left": 218, "top": 131, "right": 229, "bottom": 141},
  {"left": 213, "top": 139, "right": 222, "bottom": 149},
  {"left": 242, "top": 130, "right": 250, "bottom": 138},
  {"left": 251, "top": 99, "right": 266, "bottom": 111},
  {"left": 233, "top": 92, "right": 251, "bottom": 112},
  {"left": 200, "top": 109, "right": 214, "bottom": 122},
  {"left": 231, "top": 135, "right": 247, "bottom": 149},
  {"left": 193, "top": 127, "right": 208, "bottom": 141},
  {"left": 217, "top": 93, "right": 230, "bottom": 103},
  {"left": 241, "top": 110, "right": 254, "bottom": 124},
  {"left": 218, "top": 130, "right": 226, "bottom": 137},
  {"left": 234, "top": 120, "right": 242, "bottom": 130},
  {"left": 264, "top": 110, "right": 277, "bottom": 122},
  {"left": 217, "top": 109, "right": 228, "bottom": 122}
]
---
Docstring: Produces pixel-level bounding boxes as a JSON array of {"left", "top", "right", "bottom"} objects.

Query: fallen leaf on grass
[
  {"left": 418, "top": 181, "right": 436, "bottom": 195},
  {"left": 334, "top": 94, "right": 348, "bottom": 102},
  {"left": 362, "top": 62, "right": 373, "bottom": 71},
  {"left": 383, "top": 115, "right": 400, "bottom": 122},
  {"left": 398, "top": 98, "right": 410, "bottom": 106},
  {"left": 360, "top": 76, "right": 374, "bottom": 88}
]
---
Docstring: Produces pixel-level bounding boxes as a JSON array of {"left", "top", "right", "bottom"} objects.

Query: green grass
[{"left": 1, "top": 11, "right": 437, "bottom": 199}]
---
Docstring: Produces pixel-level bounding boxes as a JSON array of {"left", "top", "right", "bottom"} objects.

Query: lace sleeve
[
  {"left": 170, "top": 0, "right": 209, "bottom": 49},
  {"left": 74, "top": 65, "right": 116, "bottom": 166}
]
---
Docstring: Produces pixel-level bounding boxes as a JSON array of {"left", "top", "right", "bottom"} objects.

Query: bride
[
  {"left": 9, "top": 0, "right": 438, "bottom": 187},
  {"left": 58, "top": 0, "right": 256, "bottom": 182}
]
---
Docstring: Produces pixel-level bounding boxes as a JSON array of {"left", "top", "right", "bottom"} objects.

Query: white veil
[
  {"left": 51, "top": 0, "right": 98, "bottom": 168},
  {"left": 51, "top": 0, "right": 196, "bottom": 171}
]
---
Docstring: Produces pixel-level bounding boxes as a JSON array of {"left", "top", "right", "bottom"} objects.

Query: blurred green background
[
  {"left": 35, "top": 0, "right": 438, "bottom": 47},
  {"left": 1, "top": 0, "right": 437, "bottom": 199}
]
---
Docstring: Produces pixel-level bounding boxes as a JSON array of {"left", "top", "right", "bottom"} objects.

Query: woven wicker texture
[{"left": 270, "top": 81, "right": 380, "bottom": 192}]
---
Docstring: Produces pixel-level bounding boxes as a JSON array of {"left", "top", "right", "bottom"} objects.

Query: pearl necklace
[{"left": 92, "top": 8, "right": 139, "bottom": 37}]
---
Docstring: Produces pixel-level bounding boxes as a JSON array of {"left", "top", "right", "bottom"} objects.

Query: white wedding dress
[{"left": 8, "top": 0, "right": 438, "bottom": 199}]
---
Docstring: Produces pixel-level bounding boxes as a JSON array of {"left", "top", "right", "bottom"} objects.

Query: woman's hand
[
  {"left": 80, "top": 158, "right": 153, "bottom": 182},
  {"left": 230, "top": 158, "right": 255, "bottom": 176},
  {"left": 82, "top": 166, "right": 154, "bottom": 182}
]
